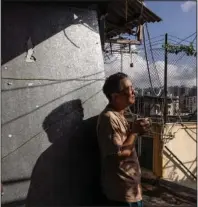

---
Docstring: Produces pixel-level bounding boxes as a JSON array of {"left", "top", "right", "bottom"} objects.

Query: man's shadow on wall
[{"left": 26, "top": 99, "right": 105, "bottom": 206}]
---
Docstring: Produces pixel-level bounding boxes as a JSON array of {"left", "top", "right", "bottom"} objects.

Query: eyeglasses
[{"left": 118, "top": 85, "right": 134, "bottom": 95}]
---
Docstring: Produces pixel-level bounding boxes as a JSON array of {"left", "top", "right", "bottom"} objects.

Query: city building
[
  {"left": 185, "top": 96, "right": 197, "bottom": 113},
  {"left": 130, "top": 95, "right": 179, "bottom": 117}
]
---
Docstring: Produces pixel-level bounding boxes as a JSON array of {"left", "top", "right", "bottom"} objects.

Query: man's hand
[
  {"left": 130, "top": 118, "right": 151, "bottom": 135},
  {"left": 118, "top": 118, "right": 151, "bottom": 157}
]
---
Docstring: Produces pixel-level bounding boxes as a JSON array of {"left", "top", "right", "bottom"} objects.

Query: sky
[
  {"left": 146, "top": 1, "right": 196, "bottom": 41},
  {"left": 104, "top": 46, "right": 196, "bottom": 88},
  {"left": 105, "top": 1, "right": 197, "bottom": 89},
  {"left": 145, "top": 1, "right": 197, "bottom": 87}
]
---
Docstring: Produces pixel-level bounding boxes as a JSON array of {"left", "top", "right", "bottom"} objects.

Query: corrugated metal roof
[{"left": 105, "top": 0, "right": 162, "bottom": 38}]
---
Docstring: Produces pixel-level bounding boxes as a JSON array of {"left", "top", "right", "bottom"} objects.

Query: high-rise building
[
  {"left": 185, "top": 96, "right": 197, "bottom": 113},
  {"left": 189, "top": 86, "right": 197, "bottom": 96},
  {"left": 173, "top": 86, "right": 180, "bottom": 97},
  {"left": 179, "top": 85, "right": 186, "bottom": 97}
]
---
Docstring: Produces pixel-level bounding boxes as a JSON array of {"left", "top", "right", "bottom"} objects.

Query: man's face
[{"left": 112, "top": 78, "right": 135, "bottom": 107}]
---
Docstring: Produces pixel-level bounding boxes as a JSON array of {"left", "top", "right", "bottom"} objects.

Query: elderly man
[{"left": 97, "top": 72, "right": 150, "bottom": 207}]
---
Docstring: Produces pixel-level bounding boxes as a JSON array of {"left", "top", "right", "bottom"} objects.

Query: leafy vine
[{"left": 162, "top": 42, "right": 197, "bottom": 56}]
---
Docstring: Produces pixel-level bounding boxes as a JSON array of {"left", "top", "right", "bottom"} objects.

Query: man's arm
[
  {"left": 97, "top": 114, "right": 137, "bottom": 158},
  {"left": 97, "top": 115, "right": 149, "bottom": 158},
  {"left": 117, "top": 119, "right": 150, "bottom": 157},
  {"left": 117, "top": 133, "right": 138, "bottom": 157}
]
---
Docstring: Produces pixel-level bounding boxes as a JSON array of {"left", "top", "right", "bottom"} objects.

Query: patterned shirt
[{"left": 97, "top": 105, "right": 142, "bottom": 202}]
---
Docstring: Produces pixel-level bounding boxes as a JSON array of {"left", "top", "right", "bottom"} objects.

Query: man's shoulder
[{"left": 99, "top": 107, "right": 117, "bottom": 121}]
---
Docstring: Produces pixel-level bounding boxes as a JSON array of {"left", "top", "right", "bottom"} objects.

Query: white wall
[{"left": 162, "top": 123, "right": 197, "bottom": 190}]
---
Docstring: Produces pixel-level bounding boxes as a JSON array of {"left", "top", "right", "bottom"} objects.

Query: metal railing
[{"left": 164, "top": 146, "right": 197, "bottom": 180}]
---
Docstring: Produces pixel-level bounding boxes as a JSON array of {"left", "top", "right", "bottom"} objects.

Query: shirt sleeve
[{"left": 97, "top": 114, "right": 123, "bottom": 158}]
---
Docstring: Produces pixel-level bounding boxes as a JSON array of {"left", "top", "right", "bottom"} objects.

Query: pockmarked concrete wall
[
  {"left": 2, "top": 3, "right": 107, "bottom": 205},
  {"left": 162, "top": 123, "right": 197, "bottom": 190}
]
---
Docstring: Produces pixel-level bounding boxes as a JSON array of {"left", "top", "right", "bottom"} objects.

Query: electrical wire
[
  {"left": 177, "top": 32, "right": 196, "bottom": 45},
  {"left": 111, "top": 32, "right": 196, "bottom": 138},
  {"left": 145, "top": 37, "right": 165, "bottom": 124},
  {"left": 143, "top": 27, "right": 159, "bottom": 96},
  {"left": 142, "top": 31, "right": 197, "bottom": 142},
  {"left": 191, "top": 35, "right": 197, "bottom": 44},
  {"left": 144, "top": 34, "right": 164, "bottom": 42},
  {"left": 169, "top": 32, "right": 196, "bottom": 44},
  {"left": 165, "top": 34, "right": 197, "bottom": 133},
  {"left": 2, "top": 77, "right": 105, "bottom": 82},
  {"left": 145, "top": 23, "right": 162, "bottom": 88},
  {"left": 140, "top": 32, "right": 196, "bottom": 141},
  {"left": 142, "top": 27, "right": 166, "bottom": 141},
  {"left": 145, "top": 38, "right": 164, "bottom": 45},
  {"left": 2, "top": 31, "right": 196, "bottom": 159},
  {"left": 2, "top": 89, "right": 103, "bottom": 160},
  {"left": 139, "top": 40, "right": 164, "bottom": 49}
]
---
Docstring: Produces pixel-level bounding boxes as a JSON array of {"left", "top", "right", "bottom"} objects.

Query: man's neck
[{"left": 108, "top": 103, "right": 125, "bottom": 115}]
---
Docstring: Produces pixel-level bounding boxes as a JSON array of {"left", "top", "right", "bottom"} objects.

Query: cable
[
  {"left": 2, "top": 130, "right": 45, "bottom": 160},
  {"left": 144, "top": 34, "right": 164, "bottom": 42},
  {"left": 177, "top": 32, "right": 196, "bottom": 45},
  {"left": 145, "top": 38, "right": 164, "bottom": 45},
  {"left": 143, "top": 27, "right": 165, "bottom": 128},
  {"left": 158, "top": 34, "right": 196, "bottom": 126},
  {"left": 155, "top": 51, "right": 184, "bottom": 125},
  {"left": 191, "top": 35, "right": 197, "bottom": 44},
  {"left": 169, "top": 32, "right": 196, "bottom": 44},
  {"left": 147, "top": 31, "right": 188, "bottom": 133},
  {"left": 143, "top": 27, "right": 166, "bottom": 137},
  {"left": 138, "top": 40, "right": 164, "bottom": 49},
  {"left": 149, "top": 35, "right": 195, "bottom": 139},
  {"left": 124, "top": 24, "right": 166, "bottom": 140},
  {"left": 2, "top": 77, "right": 105, "bottom": 82},
  {"left": 143, "top": 27, "right": 158, "bottom": 96},
  {"left": 145, "top": 23, "right": 162, "bottom": 88},
  {"left": 2, "top": 71, "right": 106, "bottom": 82},
  {"left": 167, "top": 35, "right": 197, "bottom": 126},
  {"left": 108, "top": 32, "right": 196, "bottom": 138},
  {"left": 2, "top": 89, "right": 103, "bottom": 160},
  {"left": 168, "top": 38, "right": 182, "bottom": 45}
]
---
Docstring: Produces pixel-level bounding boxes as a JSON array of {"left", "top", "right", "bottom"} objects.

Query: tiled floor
[
  {"left": 141, "top": 169, "right": 197, "bottom": 207},
  {"left": 142, "top": 183, "right": 196, "bottom": 207}
]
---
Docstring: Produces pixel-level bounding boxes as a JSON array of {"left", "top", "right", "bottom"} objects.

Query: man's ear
[{"left": 111, "top": 93, "right": 118, "bottom": 101}]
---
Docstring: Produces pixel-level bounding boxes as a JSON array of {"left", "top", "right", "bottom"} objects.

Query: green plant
[{"left": 162, "top": 42, "right": 197, "bottom": 56}]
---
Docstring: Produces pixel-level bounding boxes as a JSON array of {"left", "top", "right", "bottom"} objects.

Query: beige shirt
[{"left": 97, "top": 105, "right": 142, "bottom": 203}]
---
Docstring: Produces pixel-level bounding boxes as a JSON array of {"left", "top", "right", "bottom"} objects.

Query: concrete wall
[
  {"left": 2, "top": 3, "right": 107, "bottom": 206},
  {"left": 162, "top": 123, "right": 197, "bottom": 190}
]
